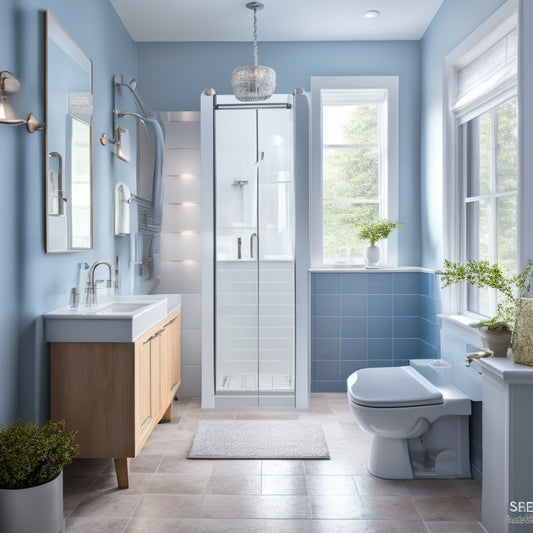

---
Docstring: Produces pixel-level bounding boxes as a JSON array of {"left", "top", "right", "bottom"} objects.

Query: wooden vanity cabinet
[{"left": 50, "top": 307, "right": 181, "bottom": 489}]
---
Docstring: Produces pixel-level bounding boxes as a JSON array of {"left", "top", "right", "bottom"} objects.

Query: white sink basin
[
  {"left": 95, "top": 302, "right": 152, "bottom": 314},
  {"left": 45, "top": 296, "right": 169, "bottom": 343}
]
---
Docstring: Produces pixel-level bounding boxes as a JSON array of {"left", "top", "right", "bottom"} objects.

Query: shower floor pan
[{"left": 216, "top": 373, "right": 294, "bottom": 392}]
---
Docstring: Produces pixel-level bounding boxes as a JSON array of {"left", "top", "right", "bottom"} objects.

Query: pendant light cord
[{"left": 252, "top": 6, "right": 258, "bottom": 66}]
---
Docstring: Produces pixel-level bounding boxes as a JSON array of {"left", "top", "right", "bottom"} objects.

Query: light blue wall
[
  {"left": 137, "top": 40, "right": 422, "bottom": 266},
  {"left": 0, "top": 0, "right": 137, "bottom": 425},
  {"left": 419, "top": 0, "right": 508, "bottom": 269}
]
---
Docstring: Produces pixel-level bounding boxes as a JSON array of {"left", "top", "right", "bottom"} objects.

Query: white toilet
[{"left": 347, "top": 363, "right": 471, "bottom": 479}]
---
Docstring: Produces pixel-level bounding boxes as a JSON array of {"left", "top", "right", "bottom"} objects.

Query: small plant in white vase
[{"left": 358, "top": 219, "right": 403, "bottom": 268}]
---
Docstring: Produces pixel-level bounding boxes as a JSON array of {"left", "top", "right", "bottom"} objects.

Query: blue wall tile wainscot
[{"left": 311, "top": 270, "right": 440, "bottom": 393}]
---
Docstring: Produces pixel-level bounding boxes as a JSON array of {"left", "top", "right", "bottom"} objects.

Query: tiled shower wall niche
[{"left": 311, "top": 270, "right": 440, "bottom": 392}]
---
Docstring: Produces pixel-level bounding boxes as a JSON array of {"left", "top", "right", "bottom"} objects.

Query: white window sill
[
  {"left": 438, "top": 313, "right": 483, "bottom": 347},
  {"left": 309, "top": 266, "right": 435, "bottom": 274}
]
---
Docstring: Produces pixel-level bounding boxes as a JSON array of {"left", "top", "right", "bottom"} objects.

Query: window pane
[
  {"left": 466, "top": 198, "right": 493, "bottom": 316},
  {"left": 323, "top": 203, "right": 379, "bottom": 264},
  {"left": 322, "top": 101, "right": 381, "bottom": 264},
  {"left": 478, "top": 110, "right": 493, "bottom": 196},
  {"left": 497, "top": 196, "right": 517, "bottom": 276},
  {"left": 497, "top": 98, "right": 518, "bottom": 193},
  {"left": 323, "top": 104, "right": 378, "bottom": 145},
  {"left": 466, "top": 199, "right": 491, "bottom": 262},
  {"left": 468, "top": 284, "right": 493, "bottom": 317},
  {"left": 464, "top": 101, "right": 518, "bottom": 318},
  {"left": 323, "top": 147, "right": 379, "bottom": 200}
]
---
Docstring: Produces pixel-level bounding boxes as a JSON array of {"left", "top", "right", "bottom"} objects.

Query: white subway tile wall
[
  {"left": 163, "top": 148, "right": 201, "bottom": 175},
  {"left": 164, "top": 175, "right": 201, "bottom": 203},
  {"left": 216, "top": 261, "right": 295, "bottom": 392},
  {"left": 154, "top": 112, "right": 202, "bottom": 397}
]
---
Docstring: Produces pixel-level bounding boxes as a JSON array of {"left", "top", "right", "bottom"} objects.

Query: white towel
[{"left": 114, "top": 183, "right": 130, "bottom": 236}]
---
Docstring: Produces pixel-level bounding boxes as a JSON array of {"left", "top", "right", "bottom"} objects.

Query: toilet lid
[{"left": 348, "top": 366, "right": 443, "bottom": 408}]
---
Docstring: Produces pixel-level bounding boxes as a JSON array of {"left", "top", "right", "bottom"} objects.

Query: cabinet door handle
[
  {"left": 163, "top": 316, "right": 177, "bottom": 328},
  {"left": 142, "top": 315, "right": 178, "bottom": 344},
  {"left": 143, "top": 330, "right": 161, "bottom": 345},
  {"left": 140, "top": 416, "right": 151, "bottom": 431}
]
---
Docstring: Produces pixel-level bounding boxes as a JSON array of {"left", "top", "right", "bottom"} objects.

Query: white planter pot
[
  {"left": 0, "top": 471, "right": 64, "bottom": 533},
  {"left": 364, "top": 245, "right": 380, "bottom": 268},
  {"left": 478, "top": 326, "right": 511, "bottom": 358}
]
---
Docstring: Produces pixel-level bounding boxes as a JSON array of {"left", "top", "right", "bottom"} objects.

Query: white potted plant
[
  {"left": 438, "top": 259, "right": 533, "bottom": 357},
  {"left": 357, "top": 219, "right": 403, "bottom": 268},
  {"left": 0, "top": 419, "right": 79, "bottom": 533}
]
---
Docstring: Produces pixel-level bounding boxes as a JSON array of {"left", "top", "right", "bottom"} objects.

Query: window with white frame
[
  {"left": 310, "top": 77, "right": 398, "bottom": 267},
  {"left": 446, "top": 7, "right": 518, "bottom": 319}
]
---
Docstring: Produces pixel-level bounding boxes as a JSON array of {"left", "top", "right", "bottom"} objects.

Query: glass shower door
[
  {"left": 214, "top": 96, "right": 295, "bottom": 404},
  {"left": 257, "top": 105, "right": 295, "bottom": 399},
  {"left": 215, "top": 107, "right": 259, "bottom": 396}
]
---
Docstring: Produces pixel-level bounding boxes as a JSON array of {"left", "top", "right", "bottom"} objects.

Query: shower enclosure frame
[{"left": 200, "top": 90, "right": 310, "bottom": 408}]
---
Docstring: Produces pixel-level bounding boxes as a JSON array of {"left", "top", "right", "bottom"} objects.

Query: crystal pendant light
[{"left": 232, "top": 2, "right": 276, "bottom": 102}]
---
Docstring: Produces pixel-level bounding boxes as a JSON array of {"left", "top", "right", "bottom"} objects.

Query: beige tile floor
[{"left": 63, "top": 394, "right": 483, "bottom": 532}]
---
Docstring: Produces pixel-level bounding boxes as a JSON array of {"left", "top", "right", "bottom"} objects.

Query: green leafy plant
[
  {"left": 0, "top": 419, "right": 79, "bottom": 490},
  {"left": 469, "top": 316, "right": 512, "bottom": 333},
  {"left": 357, "top": 219, "right": 403, "bottom": 247},
  {"left": 437, "top": 259, "right": 533, "bottom": 332}
]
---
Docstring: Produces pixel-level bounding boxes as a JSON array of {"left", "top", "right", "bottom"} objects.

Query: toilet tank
[{"left": 410, "top": 358, "right": 482, "bottom": 401}]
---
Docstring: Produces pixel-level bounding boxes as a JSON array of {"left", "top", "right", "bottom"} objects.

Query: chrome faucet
[
  {"left": 85, "top": 260, "right": 114, "bottom": 306},
  {"left": 464, "top": 349, "right": 493, "bottom": 367}
]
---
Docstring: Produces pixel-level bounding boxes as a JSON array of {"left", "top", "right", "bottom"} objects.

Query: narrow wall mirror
[{"left": 46, "top": 10, "right": 93, "bottom": 252}]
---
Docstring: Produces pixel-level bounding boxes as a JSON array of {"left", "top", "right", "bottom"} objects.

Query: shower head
[
  {"left": 113, "top": 75, "right": 137, "bottom": 90},
  {"left": 113, "top": 74, "right": 153, "bottom": 121}
]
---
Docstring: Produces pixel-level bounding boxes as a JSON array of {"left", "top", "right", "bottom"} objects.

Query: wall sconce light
[
  {"left": 100, "top": 125, "right": 130, "bottom": 163},
  {"left": 0, "top": 71, "right": 45, "bottom": 133}
]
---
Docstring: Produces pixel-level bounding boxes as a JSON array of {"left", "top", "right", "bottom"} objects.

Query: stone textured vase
[
  {"left": 511, "top": 298, "right": 533, "bottom": 365},
  {"left": 0, "top": 472, "right": 64, "bottom": 533},
  {"left": 364, "top": 245, "right": 380, "bottom": 268}
]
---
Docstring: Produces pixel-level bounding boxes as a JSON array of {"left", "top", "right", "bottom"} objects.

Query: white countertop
[
  {"left": 45, "top": 294, "right": 181, "bottom": 343},
  {"left": 476, "top": 355, "right": 533, "bottom": 383},
  {"left": 157, "top": 293, "right": 182, "bottom": 314}
]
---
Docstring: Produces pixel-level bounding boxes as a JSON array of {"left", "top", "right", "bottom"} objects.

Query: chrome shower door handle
[{"left": 250, "top": 232, "right": 258, "bottom": 258}]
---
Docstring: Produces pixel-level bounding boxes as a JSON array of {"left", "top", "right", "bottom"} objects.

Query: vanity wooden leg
[
  {"left": 114, "top": 457, "right": 129, "bottom": 489},
  {"left": 161, "top": 401, "right": 172, "bottom": 423}
]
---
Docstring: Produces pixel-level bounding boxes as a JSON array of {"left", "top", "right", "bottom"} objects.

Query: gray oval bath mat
[{"left": 188, "top": 420, "right": 330, "bottom": 459}]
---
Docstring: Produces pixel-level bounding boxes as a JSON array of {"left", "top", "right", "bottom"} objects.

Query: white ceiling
[{"left": 109, "top": 0, "right": 445, "bottom": 42}]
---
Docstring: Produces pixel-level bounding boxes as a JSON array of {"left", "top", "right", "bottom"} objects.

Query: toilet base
[
  {"left": 366, "top": 415, "right": 472, "bottom": 480},
  {"left": 367, "top": 435, "right": 414, "bottom": 479}
]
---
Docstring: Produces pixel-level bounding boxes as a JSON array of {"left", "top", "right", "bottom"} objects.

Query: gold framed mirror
[{"left": 45, "top": 11, "right": 93, "bottom": 252}]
